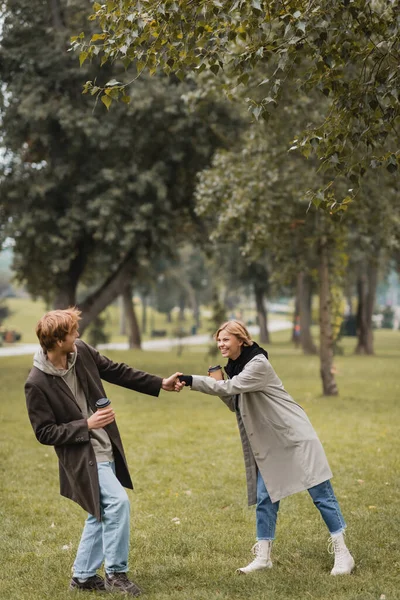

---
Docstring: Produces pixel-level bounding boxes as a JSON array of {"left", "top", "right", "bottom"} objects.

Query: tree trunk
[
  {"left": 297, "top": 271, "right": 317, "bottom": 354},
  {"left": 53, "top": 285, "right": 76, "bottom": 310},
  {"left": 254, "top": 285, "right": 270, "bottom": 344},
  {"left": 119, "top": 295, "right": 126, "bottom": 336},
  {"left": 291, "top": 288, "right": 300, "bottom": 343},
  {"left": 141, "top": 294, "right": 147, "bottom": 334},
  {"left": 192, "top": 293, "right": 200, "bottom": 329},
  {"left": 318, "top": 238, "right": 338, "bottom": 396},
  {"left": 78, "top": 253, "right": 136, "bottom": 334},
  {"left": 52, "top": 239, "right": 91, "bottom": 309},
  {"left": 122, "top": 283, "right": 141, "bottom": 349},
  {"left": 179, "top": 292, "right": 186, "bottom": 322},
  {"left": 355, "top": 260, "right": 378, "bottom": 355}
]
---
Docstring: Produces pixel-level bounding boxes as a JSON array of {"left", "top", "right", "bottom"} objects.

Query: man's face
[{"left": 60, "top": 327, "right": 79, "bottom": 354}]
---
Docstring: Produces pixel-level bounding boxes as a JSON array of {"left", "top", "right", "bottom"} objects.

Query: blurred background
[{"left": 0, "top": 0, "right": 399, "bottom": 398}]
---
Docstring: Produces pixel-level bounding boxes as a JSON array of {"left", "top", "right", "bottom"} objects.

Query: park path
[{"left": 0, "top": 320, "right": 291, "bottom": 358}]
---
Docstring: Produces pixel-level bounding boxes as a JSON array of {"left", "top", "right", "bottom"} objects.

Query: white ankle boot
[
  {"left": 237, "top": 540, "right": 273, "bottom": 574},
  {"left": 329, "top": 532, "right": 355, "bottom": 575}
]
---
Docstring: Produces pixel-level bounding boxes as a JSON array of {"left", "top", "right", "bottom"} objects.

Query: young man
[{"left": 25, "top": 307, "right": 183, "bottom": 596}]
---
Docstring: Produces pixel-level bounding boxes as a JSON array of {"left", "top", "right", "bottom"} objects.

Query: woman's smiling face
[{"left": 217, "top": 329, "right": 243, "bottom": 360}]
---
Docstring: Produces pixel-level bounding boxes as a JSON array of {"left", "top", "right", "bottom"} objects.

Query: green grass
[{"left": 0, "top": 330, "right": 399, "bottom": 600}]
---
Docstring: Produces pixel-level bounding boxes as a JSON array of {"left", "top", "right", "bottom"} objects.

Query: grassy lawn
[{"left": 0, "top": 330, "right": 399, "bottom": 600}]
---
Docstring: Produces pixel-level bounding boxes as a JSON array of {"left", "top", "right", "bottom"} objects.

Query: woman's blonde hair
[
  {"left": 214, "top": 320, "right": 253, "bottom": 346},
  {"left": 36, "top": 307, "right": 81, "bottom": 351}
]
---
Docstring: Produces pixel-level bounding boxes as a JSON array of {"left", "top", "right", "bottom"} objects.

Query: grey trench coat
[{"left": 191, "top": 355, "right": 332, "bottom": 504}]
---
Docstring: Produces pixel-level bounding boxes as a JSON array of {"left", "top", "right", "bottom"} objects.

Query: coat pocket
[{"left": 260, "top": 417, "right": 293, "bottom": 448}]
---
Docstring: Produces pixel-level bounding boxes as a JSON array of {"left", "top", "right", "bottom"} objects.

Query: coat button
[{"left": 89, "top": 461, "right": 94, "bottom": 466}]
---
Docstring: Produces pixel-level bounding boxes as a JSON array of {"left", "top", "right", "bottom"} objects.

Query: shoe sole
[
  {"left": 69, "top": 585, "right": 106, "bottom": 592},
  {"left": 105, "top": 584, "right": 141, "bottom": 596},
  {"left": 236, "top": 564, "right": 273, "bottom": 575}
]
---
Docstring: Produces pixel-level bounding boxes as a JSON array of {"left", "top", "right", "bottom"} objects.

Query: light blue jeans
[
  {"left": 73, "top": 461, "right": 130, "bottom": 578},
  {"left": 256, "top": 470, "right": 346, "bottom": 540}
]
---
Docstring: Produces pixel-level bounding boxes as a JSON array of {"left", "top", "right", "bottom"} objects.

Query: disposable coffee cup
[
  {"left": 208, "top": 365, "right": 224, "bottom": 381},
  {"left": 95, "top": 398, "right": 111, "bottom": 410}
]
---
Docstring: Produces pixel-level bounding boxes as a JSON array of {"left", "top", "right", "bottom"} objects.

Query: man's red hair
[{"left": 36, "top": 307, "right": 81, "bottom": 351}]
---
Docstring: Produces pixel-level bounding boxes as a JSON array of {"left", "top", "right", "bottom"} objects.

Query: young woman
[{"left": 178, "top": 320, "right": 354, "bottom": 576}]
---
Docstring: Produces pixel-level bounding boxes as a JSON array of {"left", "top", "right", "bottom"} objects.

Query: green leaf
[
  {"left": 79, "top": 51, "right": 89, "bottom": 67},
  {"left": 101, "top": 95, "right": 112, "bottom": 110},
  {"left": 91, "top": 33, "right": 106, "bottom": 42}
]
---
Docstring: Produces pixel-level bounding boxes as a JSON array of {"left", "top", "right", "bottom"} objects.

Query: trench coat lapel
[
  {"left": 75, "top": 354, "right": 93, "bottom": 410},
  {"left": 50, "top": 376, "right": 82, "bottom": 413}
]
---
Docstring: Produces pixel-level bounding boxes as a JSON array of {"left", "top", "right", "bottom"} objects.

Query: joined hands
[{"left": 162, "top": 372, "right": 185, "bottom": 392}]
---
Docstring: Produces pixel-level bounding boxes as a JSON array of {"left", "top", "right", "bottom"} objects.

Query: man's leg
[
  {"left": 308, "top": 479, "right": 355, "bottom": 575},
  {"left": 100, "top": 462, "right": 141, "bottom": 596},
  {"left": 99, "top": 461, "right": 130, "bottom": 573},
  {"left": 71, "top": 466, "right": 106, "bottom": 590},
  {"left": 72, "top": 512, "right": 104, "bottom": 580},
  {"left": 237, "top": 470, "right": 278, "bottom": 574}
]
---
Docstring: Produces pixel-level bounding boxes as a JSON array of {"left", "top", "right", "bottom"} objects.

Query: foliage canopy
[{"left": 76, "top": 0, "right": 400, "bottom": 208}]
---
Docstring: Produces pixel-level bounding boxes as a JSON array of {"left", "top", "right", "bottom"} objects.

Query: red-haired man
[{"left": 25, "top": 307, "right": 183, "bottom": 596}]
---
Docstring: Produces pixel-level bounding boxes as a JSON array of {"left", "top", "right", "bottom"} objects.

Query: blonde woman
[{"left": 178, "top": 320, "right": 354, "bottom": 576}]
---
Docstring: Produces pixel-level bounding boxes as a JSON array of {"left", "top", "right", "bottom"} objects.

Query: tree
[
  {"left": 77, "top": 0, "right": 400, "bottom": 209},
  {"left": 345, "top": 172, "right": 400, "bottom": 354},
  {"left": 0, "top": 0, "right": 234, "bottom": 332},
  {"left": 194, "top": 107, "right": 345, "bottom": 395},
  {"left": 295, "top": 271, "right": 317, "bottom": 355},
  {"left": 121, "top": 281, "right": 142, "bottom": 349}
]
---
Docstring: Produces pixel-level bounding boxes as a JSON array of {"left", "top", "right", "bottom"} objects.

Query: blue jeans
[
  {"left": 256, "top": 470, "right": 346, "bottom": 540},
  {"left": 73, "top": 461, "right": 130, "bottom": 578}
]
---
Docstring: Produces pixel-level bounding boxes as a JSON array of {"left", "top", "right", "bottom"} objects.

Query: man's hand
[
  {"left": 162, "top": 372, "right": 184, "bottom": 392},
  {"left": 175, "top": 380, "right": 185, "bottom": 391},
  {"left": 87, "top": 407, "right": 115, "bottom": 430}
]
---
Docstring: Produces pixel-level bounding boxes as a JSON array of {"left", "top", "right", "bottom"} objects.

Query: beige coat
[{"left": 191, "top": 355, "right": 332, "bottom": 505}]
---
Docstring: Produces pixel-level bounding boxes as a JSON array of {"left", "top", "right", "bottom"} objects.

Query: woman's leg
[
  {"left": 237, "top": 471, "right": 278, "bottom": 574},
  {"left": 308, "top": 479, "right": 354, "bottom": 575},
  {"left": 256, "top": 470, "right": 280, "bottom": 540},
  {"left": 307, "top": 479, "right": 346, "bottom": 534}
]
